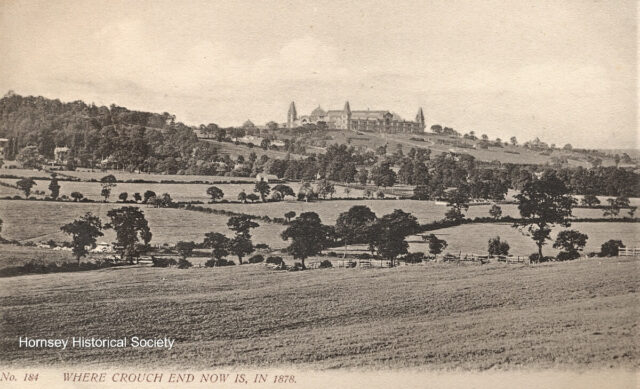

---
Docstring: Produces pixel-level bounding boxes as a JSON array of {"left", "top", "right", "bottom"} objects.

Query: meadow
[
  {"left": 0, "top": 200, "right": 288, "bottom": 248},
  {"left": 0, "top": 257, "right": 637, "bottom": 369},
  {"left": 0, "top": 179, "right": 364, "bottom": 202}
]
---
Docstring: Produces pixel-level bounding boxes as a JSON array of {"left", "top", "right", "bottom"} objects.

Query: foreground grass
[{"left": 0, "top": 257, "right": 638, "bottom": 370}]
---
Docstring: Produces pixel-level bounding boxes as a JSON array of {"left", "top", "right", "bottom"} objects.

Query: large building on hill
[{"left": 287, "top": 101, "right": 425, "bottom": 133}]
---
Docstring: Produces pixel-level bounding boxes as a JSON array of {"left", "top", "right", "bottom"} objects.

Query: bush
[
  {"left": 152, "top": 256, "right": 177, "bottom": 267},
  {"left": 355, "top": 253, "right": 374, "bottom": 259},
  {"left": 326, "top": 251, "right": 338, "bottom": 257},
  {"left": 289, "top": 262, "right": 305, "bottom": 271},
  {"left": 529, "top": 253, "right": 553, "bottom": 263},
  {"left": 177, "top": 258, "right": 193, "bottom": 269},
  {"left": 318, "top": 259, "right": 333, "bottom": 268},
  {"left": 266, "top": 256, "right": 284, "bottom": 265},
  {"left": 556, "top": 251, "right": 580, "bottom": 261},
  {"left": 254, "top": 243, "right": 270, "bottom": 250},
  {"left": 600, "top": 240, "right": 624, "bottom": 257},
  {"left": 488, "top": 236, "right": 510, "bottom": 256},
  {"left": 401, "top": 252, "right": 426, "bottom": 263},
  {"left": 248, "top": 254, "right": 264, "bottom": 264}
]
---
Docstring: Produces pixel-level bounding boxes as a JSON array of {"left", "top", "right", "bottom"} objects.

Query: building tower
[
  {"left": 287, "top": 102, "right": 297, "bottom": 128},
  {"left": 343, "top": 101, "right": 351, "bottom": 130},
  {"left": 415, "top": 107, "right": 425, "bottom": 131}
]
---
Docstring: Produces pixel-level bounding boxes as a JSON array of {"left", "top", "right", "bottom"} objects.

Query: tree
[
  {"left": 281, "top": 212, "right": 332, "bottom": 268},
  {"left": 16, "top": 178, "right": 36, "bottom": 197},
  {"left": 60, "top": 212, "right": 103, "bottom": 265},
  {"left": 563, "top": 143, "right": 573, "bottom": 151},
  {"left": 430, "top": 124, "right": 443, "bottom": 134},
  {"left": 284, "top": 211, "right": 296, "bottom": 222},
  {"left": 49, "top": 176, "right": 61, "bottom": 199},
  {"left": 229, "top": 235, "right": 253, "bottom": 264},
  {"left": 143, "top": 190, "right": 156, "bottom": 203},
  {"left": 371, "top": 210, "right": 420, "bottom": 266},
  {"left": 226, "top": 215, "right": 258, "bottom": 264},
  {"left": 444, "top": 187, "right": 470, "bottom": 221},
  {"left": 254, "top": 180, "right": 271, "bottom": 202},
  {"left": 603, "top": 198, "right": 621, "bottom": 217},
  {"left": 357, "top": 169, "right": 368, "bottom": 185},
  {"left": 16, "top": 146, "right": 44, "bottom": 169},
  {"left": 133, "top": 192, "right": 142, "bottom": 202},
  {"left": 297, "top": 182, "right": 316, "bottom": 202},
  {"left": 510, "top": 136, "right": 518, "bottom": 146},
  {"left": 118, "top": 192, "right": 128, "bottom": 202},
  {"left": 237, "top": 190, "right": 247, "bottom": 203},
  {"left": 71, "top": 192, "right": 84, "bottom": 202},
  {"left": 335, "top": 206, "right": 377, "bottom": 257},
  {"left": 581, "top": 194, "right": 600, "bottom": 207},
  {"left": 101, "top": 187, "right": 111, "bottom": 202},
  {"left": 206, "top": 186, "right": 224, "bottom": 202},
  {"left": 553, "top": 230, "right": 588, "bottom": 260},
  {"left": 600, "top": 240, "right": 624, "bottom": 257},
  {"left": 316, "top": 179, "right": 335, "bottom": 199},
  {"left": 424, "top": 234, "right": 447, "bottom": 256},
  {"left": 246, "top": 193, "right": 259, "bottom": 203},
  {"left": 272, "top": 184, "right": 295, "bottom": 199},
  {"left": 489, "top": 204, "right": 502, "bottom": 220},
  {"left": 370, "top": 162, "right": 396, "bottom": 187},
  {"left": 488, "top": 236, "right": 510, "bottom": 256},
  {"left": 203, "top": 232, "right": 230, "bottom": 265},
  {"left": 105, "top": 206, "right": 151, "bottom": 263},
  {"left": 513, "top": 173, "right": 576, "bottom": 259},
  {"left": 175, "top": 241, "right": 196, "bottom": 260},
  {"left": 227, "top": 215, "right": 259, "bottom": 237}
]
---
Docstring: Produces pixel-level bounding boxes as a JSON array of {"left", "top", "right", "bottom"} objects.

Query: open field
[
  {"left": 0, "top": 167, "right": 253, "bottom": 183},
  {"left": 201, "top": 139, "right": 307, "bottom": 160},
  {"left": 0, "top": 257, "right": 638, "bottom": 369},
  {"left": 0, "top": 200, "right": 287, "bottom": 248},
  {"left": 203, "top": 200, "right": 635, "bottom": 225},
  {"left": 0, "top": 179, "right": 365, "bottom": 202},
  {"left": 404, "top": 222, "right": 640, "bottom": 256},
  {"left": 0, "top": 246, "right": 77, "bottom": 270}
]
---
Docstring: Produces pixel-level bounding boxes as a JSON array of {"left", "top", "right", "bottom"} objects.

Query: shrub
[
  {"left": 556, "top": 251, "right": 580, "bottom": 261},
  {"left": 401, "top": 252, "right": 426, "bottom": 263},
  {"left": 326, "top": 251, "right": 338, "bottom": 257},
  {"left": 600, "top": 240, "right": 624, "bottom": 257},
  {"left": 152, "top": 256, "right": 177, "bottom": 267},
  {"left": 248, "top": 254, "right": 264, "bottom": 264},
  {"left": 266, "top": 256, "right": 284, "bottom": 265},
  {"left": 529, "top": 253, "right": 553, "bottom": 263},
  {"left": 206, "top": 258, "right": 235, "bottom": 267},
  {"left": 488, "top": 236, "right": 510, "bottom": 256},
  {"left": 318, "top": 259, "right": 333, "bottom": 268},
  {"left": 289, "top": 262, "right": 305, "bottom": 271},
  {"left": 355, "top": 253, "right": 372, "bottom": 259},
  {"left": 177, "top": 258, "right": 193, "bottom": 269},
  {"left": 254, "top": 243, "right": 270, "bottom": 250}
]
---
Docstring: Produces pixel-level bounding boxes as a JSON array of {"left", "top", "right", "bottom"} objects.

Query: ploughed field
[{"left": 0, "top": 257, "right": 638, "bottom": 369}]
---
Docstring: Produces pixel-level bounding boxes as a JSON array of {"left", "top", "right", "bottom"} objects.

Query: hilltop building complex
[{"left": 287, "top": 101, "right": 425, "bottom": 133}]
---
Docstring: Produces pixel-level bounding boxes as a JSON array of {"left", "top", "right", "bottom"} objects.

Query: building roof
[
  {"left": 310, "top": 106, "right": 326, "bottom": 117},
  {"left": 351, "top": 110, "right": 391, "bottom": 120}
]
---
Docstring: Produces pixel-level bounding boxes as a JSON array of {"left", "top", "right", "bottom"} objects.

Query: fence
[{"left": 619, "top": 247, "right": 640, "bottom": 257}]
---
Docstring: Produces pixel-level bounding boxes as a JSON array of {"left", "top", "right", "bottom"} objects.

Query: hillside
[{"left": 0, "top": 257, "right": 637, "bottom": 369}]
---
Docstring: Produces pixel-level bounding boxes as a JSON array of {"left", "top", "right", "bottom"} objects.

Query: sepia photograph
[{"left": 0, "top": 0, "right": 637, "bottom": 387}]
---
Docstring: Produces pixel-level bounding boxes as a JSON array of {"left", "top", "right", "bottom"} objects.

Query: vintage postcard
[{"left": 0, "top": 0, "right": 637, "bottom": 388}]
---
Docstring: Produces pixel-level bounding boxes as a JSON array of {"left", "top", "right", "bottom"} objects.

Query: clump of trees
[{"left": 281, "top": 212, "right": 333, "bottom": 269}]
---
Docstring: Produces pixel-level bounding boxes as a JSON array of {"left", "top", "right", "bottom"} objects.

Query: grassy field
[
  {"left": 0, "top": 256, "right": 637, "bottom": 369},
  {"left": 404, "top": 222, "right": 640, "bottom": 256},
  {"left": 0, "top": 178, "right": 365, "bottom": 202},
  {"left": 0, "top": 246, "right": 77, "bottom": 270},
  {"left": 0, "top": 200, "right": 288, "bottom": 248}
]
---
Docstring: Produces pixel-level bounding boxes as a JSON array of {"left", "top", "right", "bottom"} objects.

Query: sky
[{"left": 0, "top": 0, "right": 637, "bottom": 149}]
